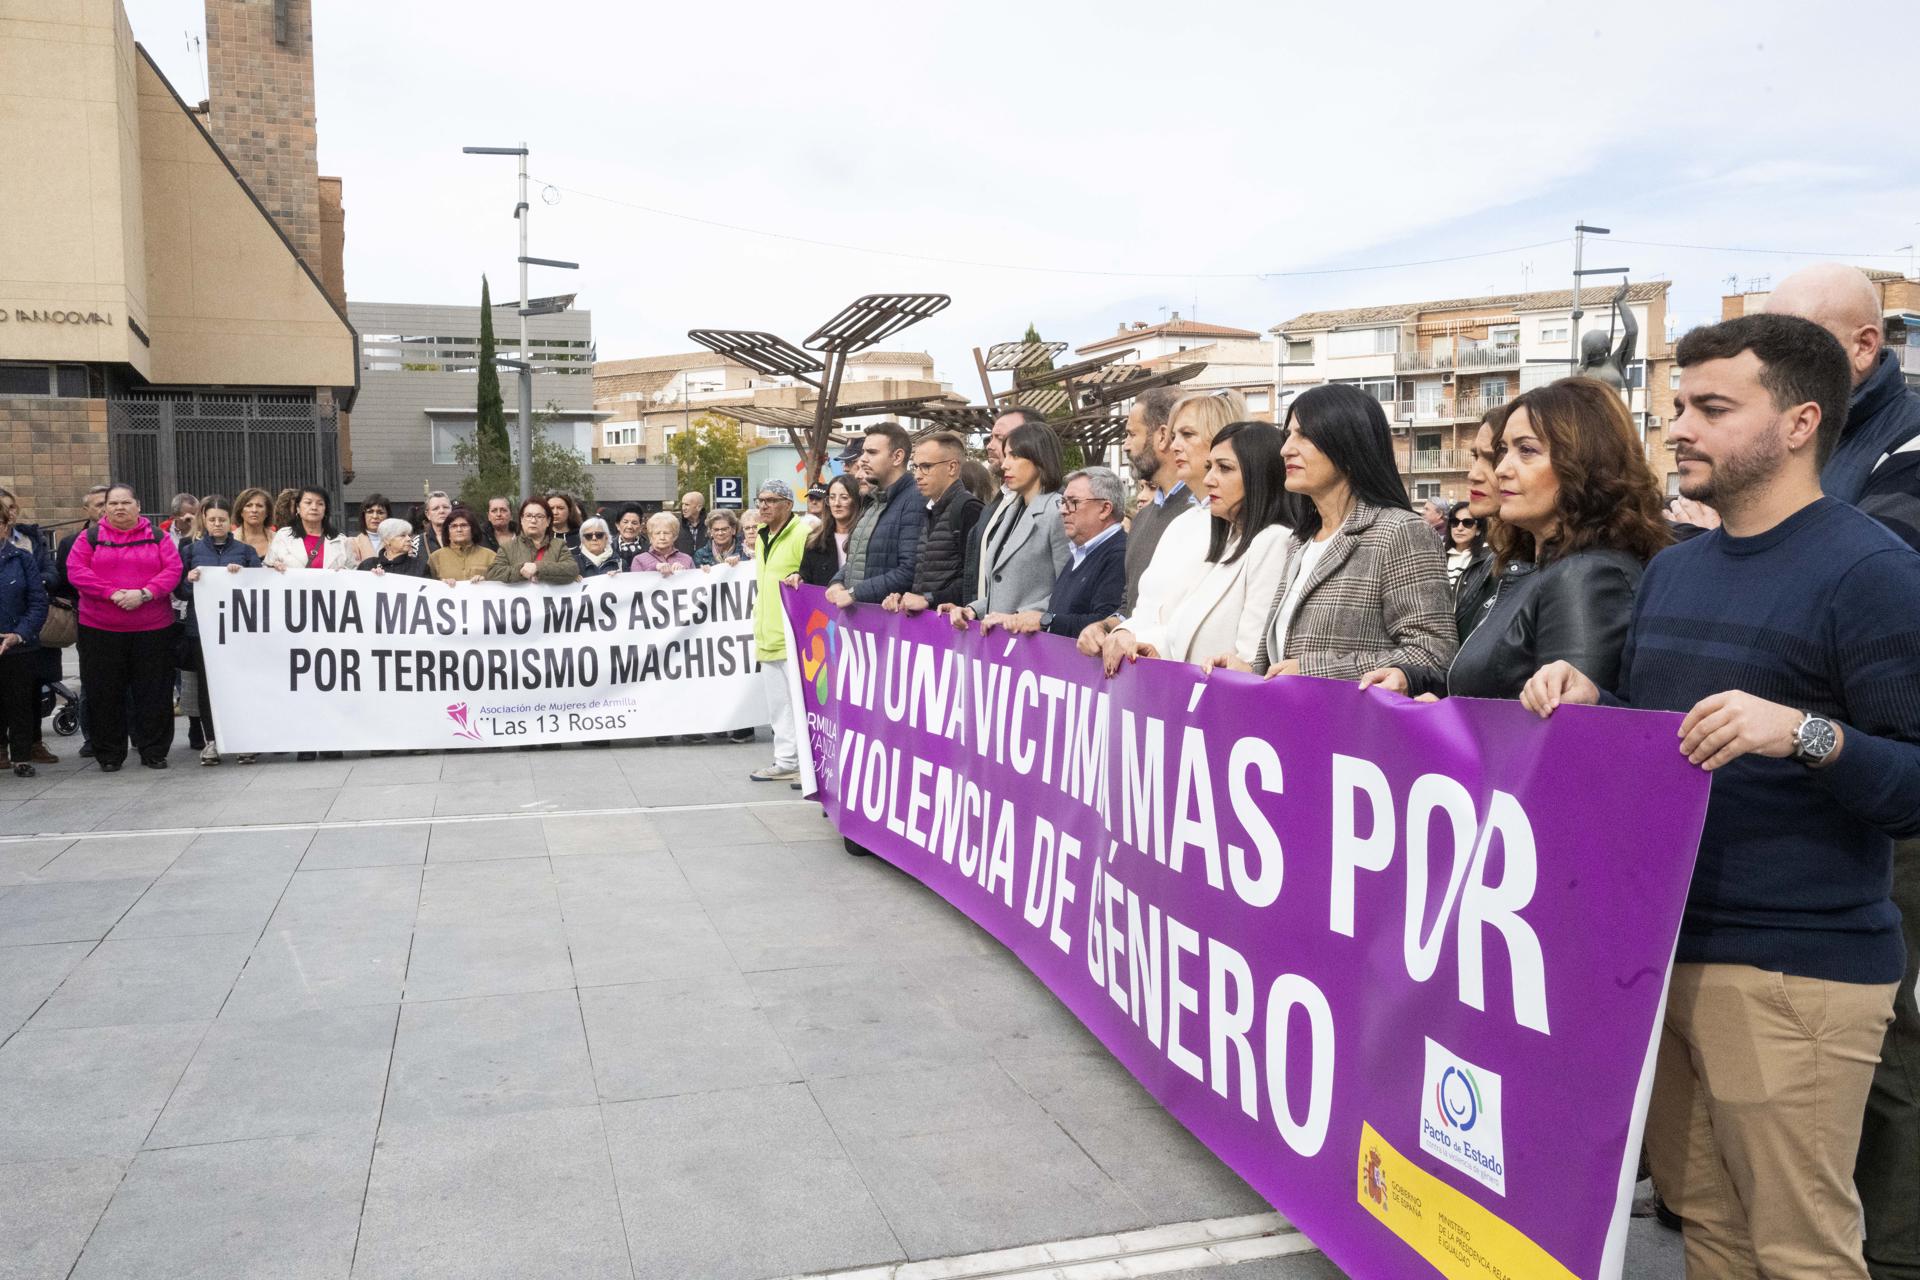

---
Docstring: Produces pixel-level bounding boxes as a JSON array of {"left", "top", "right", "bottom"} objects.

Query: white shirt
[
  {"left": 1069, "top": 522, "right": 1123, "bottom": 570},
  {"left": 1267, "top": 536, "right": 1332, "bottom": 663}
]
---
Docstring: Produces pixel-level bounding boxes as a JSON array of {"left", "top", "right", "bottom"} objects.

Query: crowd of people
[{"left": 0, "top": 261, "right": 1916, "bottom": 1278}]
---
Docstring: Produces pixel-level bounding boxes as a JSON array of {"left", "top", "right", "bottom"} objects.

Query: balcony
[
  {"left": 1395, "top": 343, "right": 1522, "bottom": 373},
  {"left": 1409, "top": 449, "right": 1468, "bottom": 472},
  {"left": 1391, "top": 395, "right": 1498, "bottom": 423}
]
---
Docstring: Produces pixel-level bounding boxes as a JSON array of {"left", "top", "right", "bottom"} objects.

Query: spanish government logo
[{"left": 1419, "top": 1037, "right": 1508, "bottom": 1196}]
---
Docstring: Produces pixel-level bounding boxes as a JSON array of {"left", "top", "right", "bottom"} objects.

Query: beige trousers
[{"left": 1648, "top": 961, "right": 1898, "bottom": 1279}]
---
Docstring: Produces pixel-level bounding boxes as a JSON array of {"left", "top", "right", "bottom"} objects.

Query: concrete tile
[
  {"left": 384, "top": 989, "right": 595, "bottom": 1127},
  {"left": 551, "top": 848, "right": 694, "bottom": 909},
  {"left": 650, "top": 806, "right": 787, "bottom": 851},
  {"left": 0, "top": 1021, "right": 206, "bottom": 1161},
  {"left": 604, "top": 1083, "right": 902, "bottom": 1280},
  {"left": 402, "top": 916, "right": 574, "bottom": 1003},
  {"left": 71, "top": 1130, "right": 369, "bottom": 1280},
  {"left": 706, "top": 891, "right": 895, "bottom": 971},
  {"left": 749, "top": 964, "right": 989, "bottom": 1079},
  {"left": 432, "top": 781, "right": 557, "bottom": 818},
  {"left": 562, "top": 904, "right": 739, "bottom": 989},
  {"left": 0, "top": 1156, "right": 127, "bottom": 1280},
  {"left": 416, "top": 857, "right": 558, "bottom": 921},
  {"left": 995, "top": 1048, "right": 1161, "bottom": 1119},
  {"left": 0, "top": 940, "right": 94, "bottom": 1038},
  {"left": 752, "top": 802, "right": 841, "bottom": 844},
  {"left": 1, "top": 797, "right": 116, "bottom": 835},
  {"left": 542, "top": 811, "right": 665, "bottom": 855},
  {"left": 26, "top": 833, "right": 190, "bottom": 884},
  {"left": 211, "top": 788, "right": 336, "bottom": 827},
  {"left": 0, "top": 839, "right": 78, "bottom": 885},
  {"left": 912, "top": 949, "right": 1088, "bottom": 1052},
  {"left": 426, "top": 816, "right": 548, "bottom": 863},
  {"left": 223, "top": 926, "right": 413, "bottom": 1016},
  {"left": 842, "top": 1117, "right": 1149, "bottom": 1260},
  {"left": 673, "top": 840, "right": 824, "bottom": 904},
  {"left": 147, "top": 1004, "right": 397, "bottom": 1146},
  {"left": 811, "top": 1060, "right": 1047, "bottom": 1142},
  {"left": 354, "top": 1106, "right": 631, "bottom": 1280},
  {"left": 437, "top": 753, "right": 533, "bottom": 785},
  {"left": 172, "top": 827, "right": 315, "bottom": 875},
  {"left": 29, "top": 933, "right": 255, "bottom": 1030},
  {"left": 238, "top": 758, "right": 354, "bottom": 790},
  {"left": 345, "top": 755, "right": 444, "bottom": 786},
  {"left": 265, "top": 864, "right": 421, "bottom": 933},
  {"left": 322, "top": 783, "right": 441, "bottom": 823},
  {"left": 1061, "top": 1104, "right": 1270, "bottom": 1222},
  {"left": 581, "top": 976, "right": 798, "bottom": 1102},
  {"left": 300, "top": 822, "right": 430, "bottom": 869},
  {"left": 1155, "top": 1258, "right": 1348, "bottom": 1280},
  {"left": 0, "top": 877, "right": 151, "bottom": 943},
  {"left": 107, "top": 869, "right": 291, "bottom": 940}
]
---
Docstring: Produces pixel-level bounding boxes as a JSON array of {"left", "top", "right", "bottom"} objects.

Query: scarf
[{"left": 579, "top": 541, "right": 616, "bottom": 568}]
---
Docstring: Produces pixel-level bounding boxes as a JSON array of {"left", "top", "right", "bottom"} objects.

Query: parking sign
[{"left": 713, "top": 475, "right": 745, "bottom": 509}]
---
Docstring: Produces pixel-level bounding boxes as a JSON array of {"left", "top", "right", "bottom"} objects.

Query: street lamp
[{"left": 461, "top": 143, "right": 577, "bottom": 499}]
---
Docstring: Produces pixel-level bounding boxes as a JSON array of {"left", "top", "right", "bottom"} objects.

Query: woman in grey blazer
[
  {"left": 947, "top": 423, "right": 1071, "bottom": 624},
  {"left": 1214, "top": 384, "right": 1456, "bottom": 680}
]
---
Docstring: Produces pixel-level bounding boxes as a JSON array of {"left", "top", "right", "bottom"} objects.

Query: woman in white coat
[
  {"left": 263, "top": 487, "right": 353, "bottom": 572},
  {"left": 1102, "top": 421, "right": 1291, "bottom": 672}
]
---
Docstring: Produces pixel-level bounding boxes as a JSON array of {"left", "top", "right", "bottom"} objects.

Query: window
[
  {"left": 1480, "top": 376, "right": 1507, "bottom": 406},
  {"left": 604, "top": 425, "right": 638, "bottom": 447},
  {"left": 0, "top": 363, "right": 97, "bottom": 398},
  {"left": 1490, "top": 325, "right": 1519, "bottom": 347},
  {"left": 1669, "top": 365, "right": 1682, "bottom": 390},
  {"left": 1244, "top": 390, "right": 1270, "bottom": 412},
  {"left": 1415, "top": 432, "right": 1442, "bottom": 452},
  {"left": 1287, "top": 338, "right": 1313, "bottom": 363},
  {"left": 1356, "top": 378, "right": 1395, "bottom": 406},
  {"left": 1520, "top": 363, "right": 1560, "bottom": 391},
  {"left": 0, "top": 363, "right": 53, "bottom": 396},
  {"left": 1328, "top": 327, "right": 1399, "bottom": 358},
  {"left": 1415, "top": 382, "right": 1445, "bottom": 419},
  {"left": 430, "top": 420, "right": 475, "bottom": 465},
  {"left": 1666, "top": 472, "right": 1682, "bottom": 497},
  {"left": 1538, "top": 324, "right": 1568, "bottom": 344},
  {"left": 1624, "top": 360, "right": 1646, "bottom": 389},
  {"left": 1413, "top": 481, "right": 1442, "bottom": 500}
]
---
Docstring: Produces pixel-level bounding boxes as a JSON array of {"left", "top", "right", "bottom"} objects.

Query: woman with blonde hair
[{"left": 1089, "top": 388, "right": 1245, "bottom": 666}]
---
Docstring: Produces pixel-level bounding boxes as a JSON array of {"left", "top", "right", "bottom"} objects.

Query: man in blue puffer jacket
[{"left": 0, "top": 500, "right": 50, "bottom": 778}]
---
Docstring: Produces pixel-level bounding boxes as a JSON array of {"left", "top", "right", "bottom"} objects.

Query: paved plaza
[{"left": 0, "top": 724, "right": 1683, "bottom": 1279}]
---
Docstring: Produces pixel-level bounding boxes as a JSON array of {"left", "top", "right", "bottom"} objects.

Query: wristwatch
[
  {"left": 1791, "top": 712, "right": 1839, "bottom": 766},
  {"left": 1039, "top": 612, "right": 1055, "bottom": 633}
]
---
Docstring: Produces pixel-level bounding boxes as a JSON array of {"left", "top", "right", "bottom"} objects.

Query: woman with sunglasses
[{"left": 573, "top": 516, "right": 623, "bottom": 578}]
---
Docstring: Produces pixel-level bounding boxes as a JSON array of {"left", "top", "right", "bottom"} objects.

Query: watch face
[{"left": 1799, "top": 717, "right": 1838, "bottom": 760}]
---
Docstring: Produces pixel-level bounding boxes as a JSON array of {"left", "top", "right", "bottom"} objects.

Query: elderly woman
[
  {"left": 487, "top": 497, "right": 581, "bottom": 584},
  {"left": 631, "top": 513, "right": 693, "bottom": 575},
  {"left": 573, "top": 516, "right": 622, "bottom": 578},
  {"left": 428, "top": 507, "right": 496, "bottom": 582},
  {"left": 65, "top": 483, "right": 183, "bottom": 771},
  {"left": 613, "top": 505, "right": 649, "bottom": 569},
  {"left": 695, "top": 510, "right": 744, "bottom": 567},
  {"left": 358, "top": 518, "right": 431, "bottom": 577},
  {"left": 413, "top": 490, "right": 452, "bottom": 558}
]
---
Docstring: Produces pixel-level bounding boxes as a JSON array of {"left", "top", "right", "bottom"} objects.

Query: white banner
[{"left": 195, "top": 565, "right": 769, "bottom": 752}]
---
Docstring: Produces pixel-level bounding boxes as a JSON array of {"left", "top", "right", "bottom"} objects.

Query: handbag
[{"left": 39, "top": 600, "right": 77, "bottom": 649}]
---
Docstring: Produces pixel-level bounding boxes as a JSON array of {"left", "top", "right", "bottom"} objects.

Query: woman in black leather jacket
[{"left": 1363, "top": 377, "right": 1670, "bottom": 700}]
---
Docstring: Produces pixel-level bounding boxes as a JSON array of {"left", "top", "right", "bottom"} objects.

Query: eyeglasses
[
  {"left": 1451, "top": 518, "right": 1478, "bottom": 528},
  {"left": 1060, "top": 498, "right": 1110, "bottom": 513},
  {"left": 909, "top": 460, "right": 956, "bottom": 475},
  {"left": 583, "top": 532, "right": 608, "bottom": 540}
]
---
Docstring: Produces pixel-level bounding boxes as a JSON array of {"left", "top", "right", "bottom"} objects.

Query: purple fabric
[
  {"left": 632, "top": 550, "right": 694, "bottom": 573},
  {"left": 784, "top": 586, "right": 1710, "bottom": 1279}
]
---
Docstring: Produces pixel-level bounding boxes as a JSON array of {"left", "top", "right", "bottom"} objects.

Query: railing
[
  {"left": 1393, "top": 395, "right": 1497, "bottom": 422},
  {"left": 1409, "top": 449, "right": 1468, "bottom": 471},
  {"left": 1891, "top": 342, "right": 1918, "bottom": 376},
  {"left": 1395, "top": 344, "right": 1523, "bottom": 372},
  {"left": 108, "top": 394, "right": 340, "bottom": 512}
]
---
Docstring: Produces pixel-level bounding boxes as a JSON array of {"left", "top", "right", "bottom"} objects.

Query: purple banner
[{"left": 783, "top": 586, "right": 1709, "bottom": 1280}]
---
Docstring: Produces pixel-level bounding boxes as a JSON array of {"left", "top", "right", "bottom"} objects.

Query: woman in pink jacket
[{"left": 65, "top": 483, "right": 183, "bottom": 771}]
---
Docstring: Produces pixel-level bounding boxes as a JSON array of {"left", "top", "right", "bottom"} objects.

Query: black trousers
[
  {"left": 0, "top": 647, "right": 35, "bottom": 764},
  {"left": 178, "top": 632, "right": 216, "bottom": 740},
  {"left": 77, "top": 625, "right": 175, "bottom": 766}
]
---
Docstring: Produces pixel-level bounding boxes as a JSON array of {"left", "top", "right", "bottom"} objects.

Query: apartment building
[
  {"left": 1076, "top": 316, "right": 1278, "bottom": 416},
  {"left": 1270, "top": 282, "right": 1673, "bottom": 503},
  {"left": 1717, "top": 269, "right": 1920, "bottom": 386}
]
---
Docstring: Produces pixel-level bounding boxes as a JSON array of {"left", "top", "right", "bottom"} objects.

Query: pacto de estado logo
[
  {"left": 799, "top": 609, "right": 841, "bottom": 704},
  {"left": 1419, "top": 1037, "right": 1507, "bottom": 1196},
  {"left": 1434, "top": 1064, "right": 1481, "bottom": 1132}
]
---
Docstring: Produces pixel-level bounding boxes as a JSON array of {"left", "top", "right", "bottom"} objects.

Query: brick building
[
  {"left": 1717, "top": 269, "right": 1920, "bottom": 386},
  {"left": 0, "top": 0, "right": 356, "bottom": 527},
  {"left": 1270, "top": 283, "right": 1674, "bottom": 503}
]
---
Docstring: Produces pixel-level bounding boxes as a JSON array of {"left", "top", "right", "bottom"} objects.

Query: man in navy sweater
[
  {"left": 1525, "top": 314, "right": 1920, "bottom": 1279},
  {"left": 980, "top": 465, "right": 1127, "bottom": 638}
]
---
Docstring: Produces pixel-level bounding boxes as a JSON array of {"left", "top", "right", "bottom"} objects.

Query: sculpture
[{"left": 1577, "top": 282, "right": 1638, "bottom": 389}]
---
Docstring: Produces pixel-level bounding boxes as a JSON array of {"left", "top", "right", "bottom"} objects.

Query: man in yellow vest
[{"left": 749, "top": 478, "right": 810, "bottom": 783}]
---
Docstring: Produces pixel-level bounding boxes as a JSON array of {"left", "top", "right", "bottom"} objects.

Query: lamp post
[{"left": 461, "top": 143, "right": 576, "bottom": 500}]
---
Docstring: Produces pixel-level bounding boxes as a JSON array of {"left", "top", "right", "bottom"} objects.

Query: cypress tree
[{"left": 475, "top": 276, "right": 510, "bottom": 467}]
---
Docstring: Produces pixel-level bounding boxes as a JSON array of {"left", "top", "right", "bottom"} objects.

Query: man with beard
[
  {"left": 1524, "top": 313, "right": 1920, "bottom": 1280},
  {"left": 1117, "top": 386, "right": 1193, "bottom": 613}
]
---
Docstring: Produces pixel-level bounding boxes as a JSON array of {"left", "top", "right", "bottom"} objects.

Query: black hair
[
  {"left": 1281, "top": 384, "right": 1410, "bottom": 539},
  {"left": 1674, "top": 313, "right": 1851, "bottom": 469},
  {"left": 1445, "top": 498, "right": 1485, "bottom": 552},
  {"left": 995, "top": 406, "right": 1050, "bottom": 430},
  {"left": 295, "top": 486, "right": 338, "bottom": 538},
  {"left": 358, "top": 493, "right": 391, "bottom": 531},
  {"left": 863, "top": 420, "right": 912, "bottom": 457},
  {"left": 1205, "top": 422, "right": 1291, "bottom": 565},
  {"left": 808, "top": 473, "right": 864, "bottom": 552},
  {"left": 1004, "top": 422, "right": 1065, "bottom": 494}
]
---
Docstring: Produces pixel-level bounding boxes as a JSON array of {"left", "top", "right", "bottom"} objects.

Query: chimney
[{"left": 203, "top": 0, "right": 322, "bottom": 268}]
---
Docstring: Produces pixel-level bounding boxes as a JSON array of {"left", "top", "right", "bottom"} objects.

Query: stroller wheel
[{"left": 53, "top": 707, "right": 78, "bottom": 737}]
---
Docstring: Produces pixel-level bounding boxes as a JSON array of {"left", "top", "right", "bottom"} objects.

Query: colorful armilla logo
[
  {"left": 798, "top": 610, "right": 840, "bottom": 704},
  {"left": 446, "top": 702, "right": 484, "bottom": 742},
  {"left": 1363, "top": 1148, "right": 1387, "bottom": 1208},
  {"left": 1434, "top": 1064, "right": 1481, "bottom": 1131}
]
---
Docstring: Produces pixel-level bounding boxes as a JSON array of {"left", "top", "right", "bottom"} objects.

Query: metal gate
[{"left": 106, "top": 393, "right": 340, "bottom": 509}]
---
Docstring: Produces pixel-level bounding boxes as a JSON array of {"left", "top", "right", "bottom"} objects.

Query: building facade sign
[{"left": 0, "top": 308, "right": 117, "bottom": 326}]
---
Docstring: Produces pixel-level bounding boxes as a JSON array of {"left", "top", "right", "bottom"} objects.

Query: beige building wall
[
  {"left": 0, "top": 0, "right": 149, "bottom": 371},
  {"left": 135, "top": 49, "right": 353, "bottom": 389}
]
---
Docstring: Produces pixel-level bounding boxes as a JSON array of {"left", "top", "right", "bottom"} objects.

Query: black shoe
[
  {"left": 141, "top": 756, "right": 168, "bottom": 770},
  {"left": 79, "top": 743, "right": 95, "bottom": 758},
  {"left": 99, "top": 761, "right": 122, "bottom": 773},
  {"left": 843, "top": 837, "right": 872, "bottom": 858},
  {"left": 12, "top": 762, "right": 35, "bottom": 778},
  {"left": 296, "top": 752, "right": 317, "bottom": 762},
  {"left": 728, "top": 729, "right": 755, "bottom": 743},
  {"left": 319, "top": 751, "right": 343, "bottom": 760},
  {"left": 1652, "top": 1189, "right": 1681, "bottom": 1232}
]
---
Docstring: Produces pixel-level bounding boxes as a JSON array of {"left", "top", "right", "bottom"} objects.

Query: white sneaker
[
  {"left": 750, "top": 764, "right": 799, "bottom": 782},
  {"left": 200, "top": 741, "right": 221, "bottom": 767}
]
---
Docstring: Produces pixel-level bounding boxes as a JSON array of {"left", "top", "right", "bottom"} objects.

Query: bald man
[{"left": 1770, "top": 265, "right": 1920, "bottom": 1280}]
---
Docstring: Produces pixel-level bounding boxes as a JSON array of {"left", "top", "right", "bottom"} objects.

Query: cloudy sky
[{"left": 132, "top": 0, "right": 1917, "bottom": 386}]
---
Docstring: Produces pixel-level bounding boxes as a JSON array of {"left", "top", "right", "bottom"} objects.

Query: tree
[
  {"left": 450, "top": 405, "right": 594, "bottom": 512},
  {"left": 474, "top": 277, "right": 510, "bottom": 470},
  {"left": 665, "top": 413, "right": 748, "bottom": 508},
  {"left": 1018, "top": 323, "right": 1085, "bottom": 470}
]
